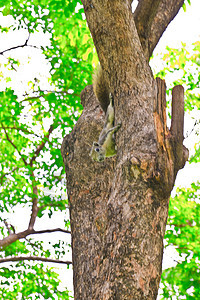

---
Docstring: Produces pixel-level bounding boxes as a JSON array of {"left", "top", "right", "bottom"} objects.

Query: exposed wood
[{"left": 154, "top": 78, "right": 188, "bottom": 196}]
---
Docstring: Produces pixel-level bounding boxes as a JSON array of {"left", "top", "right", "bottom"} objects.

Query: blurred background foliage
[{"left": 0, "top": 0, "right": 199, "bottom": 299}]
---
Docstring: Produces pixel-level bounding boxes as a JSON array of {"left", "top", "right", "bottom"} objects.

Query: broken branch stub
[
  {"left": 171, "top": 85, "right": 184, "bottom": 142},
  {"left": 154, "top": 78, "right": 189, "bottom": 195}
]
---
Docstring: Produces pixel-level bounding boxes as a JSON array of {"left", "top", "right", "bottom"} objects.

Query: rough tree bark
[{"left": 61, "top": 0, "right": 188, "bottom": 299}]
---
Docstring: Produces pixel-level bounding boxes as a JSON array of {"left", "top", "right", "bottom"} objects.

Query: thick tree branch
[
  {"left": 171, "top": 85, "right": 184, "bottom": 140},
  {"left": 133, "top": 0, "right": 161, "bottom": 59},
  {"left": 134, "top": 0, "right": 184, "bottom": 60},
  {"left": 0, "top": 229, "right": 31, "bottom": 248},
  {"left": 0, "top": 227, "right": 70, "bottom": 248},
  {"left": 154, "top": 78, "right": 188, "bottom": 195},
  {"left": 0, "top": 256, "right": 72, "bottom": 265}
]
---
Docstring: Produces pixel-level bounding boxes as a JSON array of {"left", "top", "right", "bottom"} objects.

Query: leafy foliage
[
  {"left": 154, "top": 42, "right": 200, "bottom": 111},
  {"left": 0, "top": 0, "right": 95, "bottom": 298},
  {"left": 161, "top": 183, "right": 200, "bottom": 299},
  {"left": 0, "top": 262, "right": 71, "bottom": 299}
]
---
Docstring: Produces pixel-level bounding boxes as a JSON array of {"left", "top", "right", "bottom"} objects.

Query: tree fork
[{"left": 61, "top": 1, "right": 188, "bottom": 299}]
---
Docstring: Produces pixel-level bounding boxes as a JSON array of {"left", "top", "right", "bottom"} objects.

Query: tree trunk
[{"left": 61, "top": 1, "right": 188, "bottom": 299}]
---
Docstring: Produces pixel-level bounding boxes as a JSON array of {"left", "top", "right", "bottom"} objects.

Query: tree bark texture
[
  {"left": 61, "top": 1, "right": 188, "bottom": 299},
  {"left": 133, "top": 0, "right": 184, "bottom": 60}
]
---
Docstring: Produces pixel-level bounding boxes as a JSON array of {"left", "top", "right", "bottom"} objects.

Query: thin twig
[
  {"left": 185, "top": 119, "right": 200, "bottom": 139},
  {"left": 3, "top": 220, "right": 12, "bottom": 235},
  {"left": 0, "top": 256, "right": 72, "bottom": 265},
  {"left": 0, "top": 126, "right": 40, "bottom": 138},
  {"left": 1, "top": 123, "right": 27, "bottom": 166},
  {"left": 0, "top": 166, "right": 18, "bottom": 184},
  {"left": 30, "top": 228, "right": 71, "bottom": 235},
  {"left": 29, "top": 125, "right": 54, "bottom": 167},
  {"left": 0, "top": 125, "right": 54, "bottom": 146},
  {"left": 0, "top": 32, "right": 40, "bottom": 55},
  {"left": 21, "top": 90, "right": 80, "bottom": 103}
]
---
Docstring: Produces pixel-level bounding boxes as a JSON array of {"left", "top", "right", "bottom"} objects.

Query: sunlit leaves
[
  {"left": 155, "top": 43, "right": 200, "bottom": 112},
  {"left": 0, "top": 262, "right": 71, "bottom": 299},
  {"left": 0, "top": 0, "right": 93, "bottom": 297},
  {"left": 167, "top": 183, "right": 200, "bottom": 253},
  {"left": 182, "top": 0, "right": 191, "bottom": 12},
  {"left": 162, "top": 257, "right": 200, "bottom": 299},
  {"left": 152, "top": 41, "right": 200, "bottom": 299},
  {"left": 190, "top": 143, "right": 200, "bottom": 163},
  {"left": 153, "top": 42, "right": 200, "bottom": 166},
  {"left": 160, "top": 183, "right": 200, "bottom": 299}
]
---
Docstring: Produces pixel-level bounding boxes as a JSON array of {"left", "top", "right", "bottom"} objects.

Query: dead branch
[
  {"left": 3, "top": 220, "right": 14, "bottom": 235},
  {"left": 22, "top": 90, "right": 80, "bottom": 102},
  {"left": 171, "top": 85, "right": 184, "bottom": 141}
]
